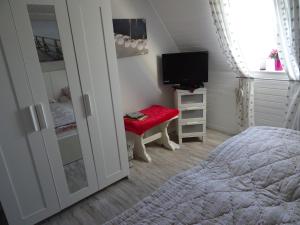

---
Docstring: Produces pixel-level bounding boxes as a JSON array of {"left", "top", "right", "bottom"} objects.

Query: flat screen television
[{"left": 162, "top": 51, "right": 208, "bottom": 89}]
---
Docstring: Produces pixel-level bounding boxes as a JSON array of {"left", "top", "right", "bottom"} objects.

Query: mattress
[{"left": 105, "top": 126, "right": 300, "bottom": 225}]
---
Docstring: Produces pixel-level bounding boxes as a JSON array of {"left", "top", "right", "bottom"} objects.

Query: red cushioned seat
[{"left": 124, "top": 105, "right": 179, "bottom": 135}]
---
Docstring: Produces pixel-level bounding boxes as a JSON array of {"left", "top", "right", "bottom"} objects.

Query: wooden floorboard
[{"left": 1, "top": 129, "right": 231, "bottom": 225}]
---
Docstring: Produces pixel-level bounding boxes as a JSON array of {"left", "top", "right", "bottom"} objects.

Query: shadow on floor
[{"left": 0, "top": 203, "right": 8, "bottom": 225}]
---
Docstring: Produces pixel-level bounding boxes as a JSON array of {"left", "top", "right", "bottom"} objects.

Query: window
[{"left": 229, "top": 0, "right": 279, "bottom": 71}]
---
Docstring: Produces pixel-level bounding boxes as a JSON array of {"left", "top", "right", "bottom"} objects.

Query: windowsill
[{"left": 251, "top": 70, "right": 288, "bottom": 81}]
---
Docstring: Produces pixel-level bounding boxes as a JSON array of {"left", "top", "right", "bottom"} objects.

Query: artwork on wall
[{"left": 113, "top": 19, "right": 148, "bottom": 58}]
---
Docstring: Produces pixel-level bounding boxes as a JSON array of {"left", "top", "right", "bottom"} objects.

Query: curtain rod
[{"left": 235, "top": 76, "right": 299, "bottom": 82}]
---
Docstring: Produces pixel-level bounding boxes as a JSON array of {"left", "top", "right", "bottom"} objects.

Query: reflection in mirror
[{"left": 27, "top": 4, "right": 88, "bottom": 193}]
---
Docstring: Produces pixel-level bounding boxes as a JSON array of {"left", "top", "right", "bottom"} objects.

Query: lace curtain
[
  {"left": 274, "top": 0, "right": 300, "bottom": 130},
  {"left": 236, "top": 79, "right": 255, "bottom": 129},
  {"left": 209, "top": 0, "right": 255, "bottom": 130}
]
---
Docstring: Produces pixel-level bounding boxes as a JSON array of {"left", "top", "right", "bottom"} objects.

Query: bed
[
  {"left": 49, "top": 101, "right": 77, "bottom": 134},
  {"left": 49, "top": 101, "right": 83, "bottom": 166},
  {"left": 105, "top": 126, "right": 300, "bottom": 225}
]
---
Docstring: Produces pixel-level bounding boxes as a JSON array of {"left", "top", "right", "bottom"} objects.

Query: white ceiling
[{"left": 149, "top": 0, "right": 231, "bottom": 71}]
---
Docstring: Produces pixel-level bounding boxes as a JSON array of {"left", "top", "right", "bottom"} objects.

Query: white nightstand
[{"left": 175, "top": 88, "right": 207, "bottom": 145}]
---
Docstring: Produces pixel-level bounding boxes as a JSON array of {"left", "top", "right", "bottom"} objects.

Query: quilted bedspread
[{"left": 105, "top": 127, "right": 300, "bottom": 225}]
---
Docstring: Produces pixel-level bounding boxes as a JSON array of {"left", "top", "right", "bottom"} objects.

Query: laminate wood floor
[{"left": 1, "top": 129, "right": 231, "bottom": 225}]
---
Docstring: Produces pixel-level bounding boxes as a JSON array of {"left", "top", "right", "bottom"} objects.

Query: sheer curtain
[
  {"left": 209, "top": 0, "right": 255, "bottom": 130},
  {"left": 274, "top": 0, "right": 300, "bottom": 130}
]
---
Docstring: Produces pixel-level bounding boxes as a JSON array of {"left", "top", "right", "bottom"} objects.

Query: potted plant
[{"left": 269, "top": 49, "right": 283, "bottom": 71}]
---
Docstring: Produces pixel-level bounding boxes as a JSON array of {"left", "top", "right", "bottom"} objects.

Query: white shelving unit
[{"left": 175, "top": 88, "right": 207, "bottom": 145}]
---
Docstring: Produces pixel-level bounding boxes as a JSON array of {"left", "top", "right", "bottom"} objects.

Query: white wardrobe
[{"left": 0, "top": 0, "right": 129, "bottom": 224}]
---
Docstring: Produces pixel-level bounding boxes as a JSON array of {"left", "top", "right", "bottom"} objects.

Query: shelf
[
  {"left": 182, "top": 123, "right": 204, "bottom": 134},
  {"left": 181, "top": 94, "right": 204, "bottom": 105},
  {"left": 176, "top": 88, "right": 206, "bottom": 95},
  {"left": 180, "top": 118, "right": 205, "bottom": 125},
  {"left": 181, "top": 108, "right": 205, "bottom": 120},
  {"left": 181, "top": 132, "right": 205, "bottom": 138},
  {"left": 175, "top": 88, "right": 207, "bottom": 144},
  {"left": 179, "top": 104, "right": 206, "bottom": 110}
]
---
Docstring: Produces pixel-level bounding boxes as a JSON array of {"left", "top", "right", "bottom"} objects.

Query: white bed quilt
[{"left": 106, "top": 127, "right": 300, "bottom": 225}]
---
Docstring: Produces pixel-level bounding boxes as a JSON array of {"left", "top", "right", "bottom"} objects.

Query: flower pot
[{"left": 275, "top": 59, "right": 283, "bottom": 71}]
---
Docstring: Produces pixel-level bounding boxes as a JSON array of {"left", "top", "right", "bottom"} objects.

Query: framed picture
[{"left": 113, "top": 19, "right": 148, "bottom": 58}]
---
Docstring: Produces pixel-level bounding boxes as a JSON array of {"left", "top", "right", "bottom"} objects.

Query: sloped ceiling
[{"left": 149, "top": 0, "right": 231, "bottom": 72}]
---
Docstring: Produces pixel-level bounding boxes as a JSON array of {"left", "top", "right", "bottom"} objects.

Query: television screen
[{"left": 162, "top": 51, "right": 208, "bottom": 85}]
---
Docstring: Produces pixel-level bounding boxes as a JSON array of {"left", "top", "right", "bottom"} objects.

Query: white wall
[
  {"left": 43, "top": 69, "right": 68, "bottom": 100},
  {"left": 206, "top": 72, "right": 239, "bottom": 134},
  {"left": 111, "top": 0, "right": 179, "bottom": 113}
]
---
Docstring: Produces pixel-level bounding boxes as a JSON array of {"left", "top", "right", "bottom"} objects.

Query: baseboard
[{"left": 207, "top": 123, "right": 239, "bottom": 136}]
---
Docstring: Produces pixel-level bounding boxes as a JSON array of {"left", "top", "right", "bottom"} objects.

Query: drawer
[
  {"left": 177, "top": 88, "right": 206, "bottom": 95},
  {"left": 180, "top": 94, "right": 206, "bottom": 106},
  {"left": 179, "top": 118, "right": 205, "bottom": 125},
  {"left": 180, "top": 122, "right": 206, "bottom": 135},
  {"left": 181, "top": 132, "right": 205, "bottom": 138},
  {"left": 180, "top": 108, "right": 206, "bottom": 120},
  {"left": 179, "top": 103, "right": 206, "bottom": 110}
]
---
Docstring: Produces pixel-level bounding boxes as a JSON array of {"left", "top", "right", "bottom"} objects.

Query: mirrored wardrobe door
[{"left": 9, "top": 0, "right": 98, "bottom": 208}]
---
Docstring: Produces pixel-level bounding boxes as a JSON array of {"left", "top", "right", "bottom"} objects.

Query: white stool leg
[
  {"left": 160, "top": 119, "right": 180, "bottom": 151},
  {"left": 200, "top": 135, "right": 206, "bottom": 143},
  {"left": 178, "top": 137, "right": 182, "bottom": 145},
  {"left": 133, "top": 134, "right": 152, "bottom": 162}
]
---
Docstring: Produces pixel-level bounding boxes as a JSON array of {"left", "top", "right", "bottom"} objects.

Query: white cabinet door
[
  {"left": 0, "top": 1, "right": 60, "bottom": 224},
  {"left": 67, "top": 0, "right": 129, "bottom": 188},
  {"left": 8, "top": 0, "right": 98, "bottom": 208}
]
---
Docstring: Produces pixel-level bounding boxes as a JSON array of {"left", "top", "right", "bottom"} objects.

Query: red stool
[{"left": 124, "top": 105, "right": 180, "bottom": 162}]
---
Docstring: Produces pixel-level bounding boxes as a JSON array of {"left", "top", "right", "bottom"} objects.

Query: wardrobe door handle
[
  {"left": 29, "top": 105, "right": 40, "bottom": 132},
  {"left": 83, "top": 94, "right": 92, "bottom": 117},
  {"left": 35, "top": 103, "right": 48, "bottom": 130}
]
